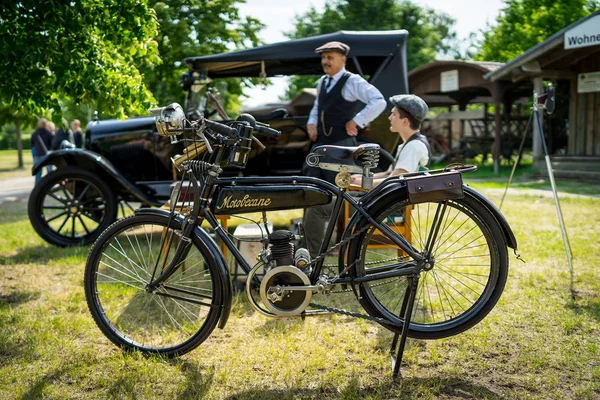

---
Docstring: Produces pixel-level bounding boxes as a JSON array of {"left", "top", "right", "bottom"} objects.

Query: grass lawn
[
  {"left": 0, "top": 149, "right": 33, "bottom": 181},
  {"left": 1, "top": 180, "right": 599, "bottom": 398}
]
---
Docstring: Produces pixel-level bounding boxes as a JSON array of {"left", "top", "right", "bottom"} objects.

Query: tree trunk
[{"left": 15, "top": 116, "right": 24, "bottom": 168}]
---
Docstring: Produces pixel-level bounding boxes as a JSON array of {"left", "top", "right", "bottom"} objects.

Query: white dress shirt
[{"left": 307, "top": 68, "right": 387, "bottom": 128}]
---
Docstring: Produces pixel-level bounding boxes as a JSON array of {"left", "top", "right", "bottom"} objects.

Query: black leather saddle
[{"left": 311, "top": 143, "right": 380, "bottom": 160}]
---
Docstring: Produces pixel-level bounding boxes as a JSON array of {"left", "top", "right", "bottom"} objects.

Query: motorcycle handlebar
[
  {"left": 203, "top": 119, "right": 237, "bottom": 137},
  {"left": 254, "top": 124, "right": 281, "bottom": 138}
]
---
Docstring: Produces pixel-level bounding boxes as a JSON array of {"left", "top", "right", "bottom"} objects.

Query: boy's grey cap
[
  {"left": 315, "top": 41, "right": 350, "bottom": 56},
  {"left": 389, "top": 94, "right": 429, "bottom": 121}
]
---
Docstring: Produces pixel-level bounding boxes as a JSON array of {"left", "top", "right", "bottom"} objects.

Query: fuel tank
[{"left": 211, "top": 185, "right": 331, "bottom": 215}]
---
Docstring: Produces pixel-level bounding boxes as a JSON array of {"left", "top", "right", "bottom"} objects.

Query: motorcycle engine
[{"left": 259, "top": 230, "right": 312, "bottom": 317}]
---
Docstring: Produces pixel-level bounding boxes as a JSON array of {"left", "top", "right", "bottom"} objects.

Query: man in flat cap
[
  {"left": 306, "top": 41, "right": 386, "bottom": 167},
  {"left": 303, "top": 40, "right": 386, "bottom": 257},
  {"left": 351, "top": 94, "right": 431, "bottom": 187}
]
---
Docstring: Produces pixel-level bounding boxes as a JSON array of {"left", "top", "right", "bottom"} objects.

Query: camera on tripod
[{"left": 534, "top": 83, "right": 556, "bottom": 114}]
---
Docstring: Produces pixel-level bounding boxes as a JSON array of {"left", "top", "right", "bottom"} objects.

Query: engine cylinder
[{"left": 268, "top": 230, "right": 295, "bottom": 266}]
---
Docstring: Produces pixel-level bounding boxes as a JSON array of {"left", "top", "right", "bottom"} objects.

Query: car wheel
[{"left": 28, "top": 167, "right": 118, "bottom": 247}]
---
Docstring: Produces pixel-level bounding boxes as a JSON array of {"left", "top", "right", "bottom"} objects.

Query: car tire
[{"left": 28, "top": 167, "right": 118, "bottom": 247}]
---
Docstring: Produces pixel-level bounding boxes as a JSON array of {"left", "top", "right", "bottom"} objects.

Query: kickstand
[{"left": 390, "top": 273, "right": 419, "bottom": 378}]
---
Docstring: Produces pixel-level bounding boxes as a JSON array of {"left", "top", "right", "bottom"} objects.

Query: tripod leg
[
  {"left": 534, "top": 110, "right": 575, "bottom": 294},
  {"left": 390, "top": 273, "right": 420, "bottom": 378},
  {"left": 500, "top": 112, "right": 533, "bottom": 209}
]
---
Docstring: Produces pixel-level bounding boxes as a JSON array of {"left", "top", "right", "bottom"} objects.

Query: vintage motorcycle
[{"left": 83, "top": 101, "right": 517, "bottom": 376}]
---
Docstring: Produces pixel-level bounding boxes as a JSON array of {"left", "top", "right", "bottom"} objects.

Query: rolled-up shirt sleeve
[{"left": 345, "top": 76, "right": 387, "bottom": 128}]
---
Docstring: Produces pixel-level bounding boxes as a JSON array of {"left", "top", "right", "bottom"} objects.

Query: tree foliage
[
  {"left": 142, "top": 0, "right": 264, "bottom": 110},
  {"left": 0, "top": 0, "right": 160, "bottom": 119},
  {"left": 283, "top": 0, "right": 457, "bottom": 99},
  {"left": 475, "top": 0, "right": 600, "bottom": 62}
]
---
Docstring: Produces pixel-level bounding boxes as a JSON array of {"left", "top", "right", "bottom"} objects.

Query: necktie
[{"left": 325, "top": 76, "right": 333, "bottom": 92}]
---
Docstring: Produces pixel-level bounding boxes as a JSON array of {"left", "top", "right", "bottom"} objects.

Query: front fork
[
  {"left": 145, "top": 164, "right": 219, "bottom": 292},
  {"left": 145, "top": 216, "right": 196, "bottom": 292}
]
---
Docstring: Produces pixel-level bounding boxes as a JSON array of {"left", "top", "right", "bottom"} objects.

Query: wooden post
[
  {"left": 447, "top": 105, "right": 453, "bottom": 150},
  {"left": 15, "top": 116, "right": 23, "bottom": 168},
  {"left": 493, "top": 81, "right": 504, "bottom": 174}
]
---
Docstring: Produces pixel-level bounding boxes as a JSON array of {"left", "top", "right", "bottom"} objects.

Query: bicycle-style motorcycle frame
[{"left": 84, "top": 102, "right": 518, "bottom": 377}]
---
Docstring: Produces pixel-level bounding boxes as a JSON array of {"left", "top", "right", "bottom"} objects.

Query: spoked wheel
[
  {"left": 348, "top": 195, "right": 508, "bottom": 339},
  {"left": 28, "top": 167, "right": 118, "bottom": 246},
  {"left": 84, "top": 213, "right": 223, "bottom": 356}
]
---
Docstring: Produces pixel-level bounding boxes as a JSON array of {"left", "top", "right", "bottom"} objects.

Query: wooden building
[
  {"left": 408, "top": 10, "right": 600, "bottom": 179},
  {"left": 485, "top": 10, "right": 600, "bottom": 179}
]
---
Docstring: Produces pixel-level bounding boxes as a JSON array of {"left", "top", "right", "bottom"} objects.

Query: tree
[
  {"left": 475, "top": 0, "right": 600, "bottom": 62},
  {"left": 141, "top": 0, "right": 264, "bottom": 112},
  {"left": 0, "top": 0, "right": 160, "bottom": 119},
  {"left": 283, "top": 0, "right": 457, "bottom": 99}
]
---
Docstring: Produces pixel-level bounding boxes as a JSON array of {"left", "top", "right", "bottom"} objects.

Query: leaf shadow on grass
[
  {"left": 175, "top": 361, "right": 216, "bottom": 400},
  {"left": 221, "top": 376, "right": 506, "bottom": 400},
  {"left": 19, "top": 366, "right": 72, "bottom": 400},
  {"left": 0, "top": 245, "right": 84, "bottom": 265},
  {"left": 0, "top": 290, "right": 41, "bottom": 307},
  {"left": 0, "top": 291, "right": 40, "bottom": 361},
  {"left": 566, "top": 296, "right": 600, "bottom": 323}
]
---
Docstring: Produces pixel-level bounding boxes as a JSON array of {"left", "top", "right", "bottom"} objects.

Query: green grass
[
  {"left": 1, "top": 183, "right": 599, "bottom": 399},
  {"left": 0, "top": 149, "right": 33, "bottom": 180}
]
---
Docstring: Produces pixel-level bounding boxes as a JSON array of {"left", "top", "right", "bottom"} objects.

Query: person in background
[
  {"left": 351, "top": 94, "right": 431, "bottom": 187},
  {"left": 71, "top": 119, "right": 83, "bottom": 148},
  {"left": 303, "top": 40, "right": 387, "bottom": 258},
  {"left": 46, "top": 121, "right": 56, "bottom": 136},
  {"left": 51, "top": 118, "right": 74, "bottom": 150},
  {"left": 30, "top": 118, "right": 53, "bottom": 183}
]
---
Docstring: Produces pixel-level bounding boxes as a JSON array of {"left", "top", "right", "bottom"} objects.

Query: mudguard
[
  {"left": 32, "top": 149, "right": 160, "bottom": 206},
  {"left": 134, "top": 208, "right": 233, "bottom": 329},
  {"left": 462, "top": 185, "right": 517, "bottom": 249},
  {"left": 342, "top": 181, "right": 517, "bottom": 250}
]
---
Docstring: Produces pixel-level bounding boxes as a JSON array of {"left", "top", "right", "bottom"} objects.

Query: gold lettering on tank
[{"left": 218, "top": 195, "right": 272, "bottom": 210}]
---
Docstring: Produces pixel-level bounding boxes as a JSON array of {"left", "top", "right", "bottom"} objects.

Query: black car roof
[{"left": 185, "top": 30, "right": 408, "bottom": 78}]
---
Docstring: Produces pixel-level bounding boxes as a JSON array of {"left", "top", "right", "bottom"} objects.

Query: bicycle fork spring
[{"left": 183, "top": 160, "right": 212, "bottom": 174}]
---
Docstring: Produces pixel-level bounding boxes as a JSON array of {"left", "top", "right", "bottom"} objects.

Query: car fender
[
  {"left": 32, "top": 149, "right": 160, "bottom": 206},
  {"left": 134, "top": 208, "right": 233, "bottom": 329},
  {"left": 341, "top": 181, "right": 517, "bottom": 250}
]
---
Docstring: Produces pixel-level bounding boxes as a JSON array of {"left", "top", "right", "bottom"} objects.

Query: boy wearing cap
[
  {"left": 303, "top": 40, "right": 386, "bottom": 257},
  {"left": 351, "top": 94, "right": 431, "bottom": 187}
]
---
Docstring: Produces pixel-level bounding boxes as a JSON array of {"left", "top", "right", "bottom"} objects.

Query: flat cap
[
  {"left": 389, "top": 94, "right": 429, "bottom": 121},
  {"left": 315, "top": 41, "right": 350, "bottom": 56}
]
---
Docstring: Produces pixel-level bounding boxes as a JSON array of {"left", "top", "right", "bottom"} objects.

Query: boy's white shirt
[{"left": 393, "top": 140, "right": 429, "bottom": 173}]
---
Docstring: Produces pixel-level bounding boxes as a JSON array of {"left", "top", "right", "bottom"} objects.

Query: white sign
[
  {"left": 564, "top": 14, "right": 600, "bottom": 50},
  {"left": 578, "top": 71, "right": 600, "bottom": 93},
  {"left": 441, "top": 70, "right": 459, "bottom": 92}
]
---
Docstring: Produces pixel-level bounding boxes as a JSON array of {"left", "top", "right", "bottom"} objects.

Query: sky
[{"left": 237, "top": 0, "right": 505, "bottom": 107}]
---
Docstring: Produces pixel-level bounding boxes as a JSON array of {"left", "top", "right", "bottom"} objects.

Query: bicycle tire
[
  {"left": 84, "top": 213, "right": 223, "bottom": 356},
  {"left": 347, "top": 194, "right": 508, "bottom": 339}
]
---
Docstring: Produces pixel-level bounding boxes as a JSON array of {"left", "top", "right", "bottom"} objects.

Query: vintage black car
[{"left": 29, "top": 30, "right": 409, "bottom": 247}]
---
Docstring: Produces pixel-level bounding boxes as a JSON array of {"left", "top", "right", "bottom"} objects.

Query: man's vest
[
  {"left": 396, "top": 132, "right": 432, "bottom": 172},
  {"left": 316, "top": 72, "right": 358, "bottom": 144}
]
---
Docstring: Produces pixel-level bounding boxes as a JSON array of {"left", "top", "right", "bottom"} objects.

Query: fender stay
[{"left": 134, "top": 208, "right": 233, "bottom": 329}]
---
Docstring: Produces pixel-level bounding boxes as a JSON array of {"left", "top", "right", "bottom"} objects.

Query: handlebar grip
[
  {"left": 255, "top": 124, "right": 281, "bottom": 138},
  {"left": 204, "top": 119, "right": 237, "bottom": 137}
]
